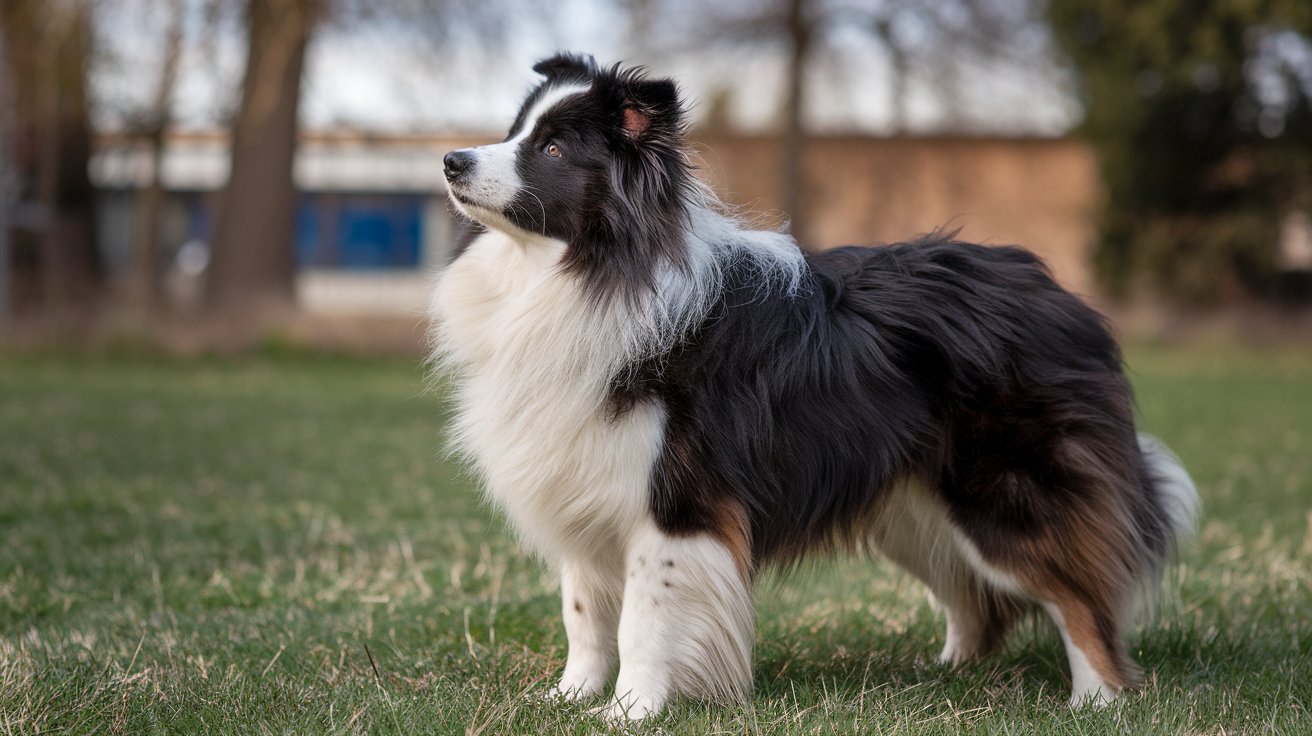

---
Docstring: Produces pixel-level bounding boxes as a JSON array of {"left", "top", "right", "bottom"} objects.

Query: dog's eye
[{"left": 544, "top": 142, "right": 562, "bottom": 158}]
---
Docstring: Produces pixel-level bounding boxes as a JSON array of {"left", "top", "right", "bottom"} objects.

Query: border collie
[{"left": 428, "top": 53, "right": 1199, "bottom": 720}]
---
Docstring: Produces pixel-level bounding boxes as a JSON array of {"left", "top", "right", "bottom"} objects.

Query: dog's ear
[
  {"left": 618, "top": 76, "right": 683, "bottom": 142},
  {"left": 532, "top": 52, "right": 598, "bottom": 83}
]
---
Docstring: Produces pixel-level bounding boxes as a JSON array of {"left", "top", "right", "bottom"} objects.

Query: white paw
[
  {"left": 1068, "top": 683, "right": 1118, "bottom": 708},
  {"left": 544, "top": 678, "right": 604, "bottom": 702},
  {"left": 936, "top": 630, "right": 978, "bottom": 665},
  {"left": 936, "top": 644, "right": 963, "bottom": 666},
  {"left": 591, "top": 693, "right": 665, "bottom": 722}
]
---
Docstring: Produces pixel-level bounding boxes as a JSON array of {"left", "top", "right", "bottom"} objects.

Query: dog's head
[{"left": 443, "top": 53, "right": 693, "bottom": 278}]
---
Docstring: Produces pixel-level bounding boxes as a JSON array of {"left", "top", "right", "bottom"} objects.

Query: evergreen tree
[{"left": 1049, "top": 0, "right": 1312, "bottom": 303}]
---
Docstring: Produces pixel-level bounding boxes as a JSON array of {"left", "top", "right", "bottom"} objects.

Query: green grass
[{"left": 1, "top": 344, "right": 1309, "bottom": 734}]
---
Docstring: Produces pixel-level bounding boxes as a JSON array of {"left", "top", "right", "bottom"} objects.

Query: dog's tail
[
  {"left": 1128, "top": 434, "right": 1199, "bottom": 623},
  {"left": 1139, "top": 433, "right": 1201, "bottom": 550},
  {"left": 1134, "top": 433, "right": 1201, "bottom": 626}
]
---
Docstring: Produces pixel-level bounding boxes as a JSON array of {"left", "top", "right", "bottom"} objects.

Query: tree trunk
[
  {"left": 782, "top": 0, "right": 812, "bottom": 246},
  {"left": 134, "top": 0, "right": 185, "bottom": 315},
  {"left": 0, "top": 16, "right": 13, "bottom": 321},
  {"left": 1, "top": 0, "right": 103, "bottom": 320},
  {"left": 873, "top": 18, "right": 908, "bottom": 134},
  {"left": 205, "top": 0, "right": 317, "bottom": 323}
]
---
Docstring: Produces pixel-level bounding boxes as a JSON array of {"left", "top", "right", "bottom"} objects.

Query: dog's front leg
[
  {"left": 603, "top": 520, "right": 754, "bottom": 721},
  {"left": 550, "top": 559, "right": 622, "bottom": 700}
]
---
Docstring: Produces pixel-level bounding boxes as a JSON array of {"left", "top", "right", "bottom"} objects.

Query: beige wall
[{"left": 694, "top": 135, "right": 1101, "bottom": 297}]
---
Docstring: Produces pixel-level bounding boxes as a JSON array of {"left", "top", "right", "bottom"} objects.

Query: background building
[
  {"left": 91, "top": 130, "right": 484, "bottom": 317},
  {"left": 89, "top": 129, "right": 1099, "bottom": 318}
]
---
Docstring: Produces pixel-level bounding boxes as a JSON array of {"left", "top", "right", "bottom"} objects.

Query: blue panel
[
  {"left": 294, "top": 198, "right": 323, "bottom": 266},
  {"left": 272, "top": 193, "right": 427, "bottom": 270},
  {"left": 187, "top": 198, "right": 213, "bottom": 242},
  {"left": 335, "top": 197, "right": 422, "bottom": 269},
  {"left": 338, "top": 208, "right": 388, "bottom": 267}
]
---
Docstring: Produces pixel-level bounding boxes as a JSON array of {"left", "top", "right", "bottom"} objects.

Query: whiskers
[{"left": 512, "top": 184, "right": 550, "bottom": 232}]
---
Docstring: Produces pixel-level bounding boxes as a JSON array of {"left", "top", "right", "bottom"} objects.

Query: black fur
[{"left": 625, "top": 237, "right": 1169, "bottom": 569}]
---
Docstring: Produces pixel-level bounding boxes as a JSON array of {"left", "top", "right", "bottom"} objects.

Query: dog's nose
[{"left": 443, "top": 149, "right": 474, "bottom": 180}]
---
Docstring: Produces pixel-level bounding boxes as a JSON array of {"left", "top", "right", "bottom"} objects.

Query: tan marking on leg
[
  {"left": 1048, "top": 595, "right": 1134, "bottom": 691},
  {"left": 707, "top": 499, "right": 753, "bottom": 582},
  {"left": 965, "top": 492, "right": 1144, "bottom": 693}
]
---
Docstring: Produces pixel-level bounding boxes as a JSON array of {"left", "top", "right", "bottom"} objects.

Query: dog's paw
[
  {"left": 543, "top": 679, "right": 604, "bottom": 702},
  {"left": 936, "top": 638, "right": 979, "bottom": 666},
  {"left": 590, "top": 694, "right": 664, "bottom": 723},
  {"left": 1068, "top": 683, "right": 1119, "bottom": 709}
]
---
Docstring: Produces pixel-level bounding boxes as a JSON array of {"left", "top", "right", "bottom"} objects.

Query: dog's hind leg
[
  {"left": 935, "top": 583, "right": 1025, "bottom": 665},
  {"left": 870, "top": 482, "right": 1023, "bottom": 665},
  {"left": 602, "top": 516, "right": 754, "bottom": 721},
  {"left": 1038, "top": 594, "right": 1137, "bottom": 706},
  {"left": 953, "top": 531, "right": 1139, "bottom": 706},
  {"left": 947, "top": 451, "right": 1151, "bottom": 706}
]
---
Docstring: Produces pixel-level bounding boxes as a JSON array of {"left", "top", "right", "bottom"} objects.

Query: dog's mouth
[
  {"left": 444, "top": 171, "right": 547, "bottom": 237},
  {"left": 445, "top": 183, "right": 475, "bottom": 206},
  {"left": 446, "top": 187, "right": 493, "bottom": 218},
  {"left": 447, "top": 188, "right": 519, "bottom": 234}
]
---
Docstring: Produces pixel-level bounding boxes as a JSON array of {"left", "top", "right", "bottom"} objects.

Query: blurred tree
[
  {"left": 782, "top": 0, "right": 812, "bottom": 241},
  {"left": 1049, "top": 0, "right": 1312, "bottom": 304},
  {"left": 204, "top": 0, "right": 516, "bottom": 328},
  {"left": 0, "top": 0, "right": 104, "bottom": 319},
  {"left": 206, "top": 0, "right": 320, "bottom": 322},
  {"left": 632, "top": 0, "right": 1056, "bottom": 247},
  {"left": 132, "top": 0, "right": 187, "bottom": 315},
  {"left": 0, "top": 18, "right": 11, "bottom": 321}
]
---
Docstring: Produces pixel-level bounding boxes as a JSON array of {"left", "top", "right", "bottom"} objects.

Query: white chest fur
[{"left": 430, "top": 231, "right": 665, "bottom": 564}]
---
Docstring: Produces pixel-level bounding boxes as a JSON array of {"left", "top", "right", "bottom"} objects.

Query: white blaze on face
[{"left": 448, "top": 83, "right": 591, "bottom": 218}]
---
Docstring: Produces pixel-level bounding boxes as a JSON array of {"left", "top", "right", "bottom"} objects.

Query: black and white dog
[{"left": 429, "top": 53, "right": 1199, "bottom": 720}]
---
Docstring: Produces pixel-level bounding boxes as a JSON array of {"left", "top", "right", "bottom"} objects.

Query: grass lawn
[{"left": 2, "top": 343, "right": 1310, "bottom": 734}]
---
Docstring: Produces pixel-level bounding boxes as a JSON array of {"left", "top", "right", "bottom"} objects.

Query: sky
[{"left": 90, "top": 0, "right": 1081, "bottom": 137}]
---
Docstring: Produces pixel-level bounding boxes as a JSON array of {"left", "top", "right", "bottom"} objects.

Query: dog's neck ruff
[
  {"left": 427, "top": 198, "right": 804, "bottom": 561},
  {"left": 435, "top": 197, "right": 805, "bottom": 377},
  {"left": 640, "top": 201, "right": 805, "bottom": 362}
]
